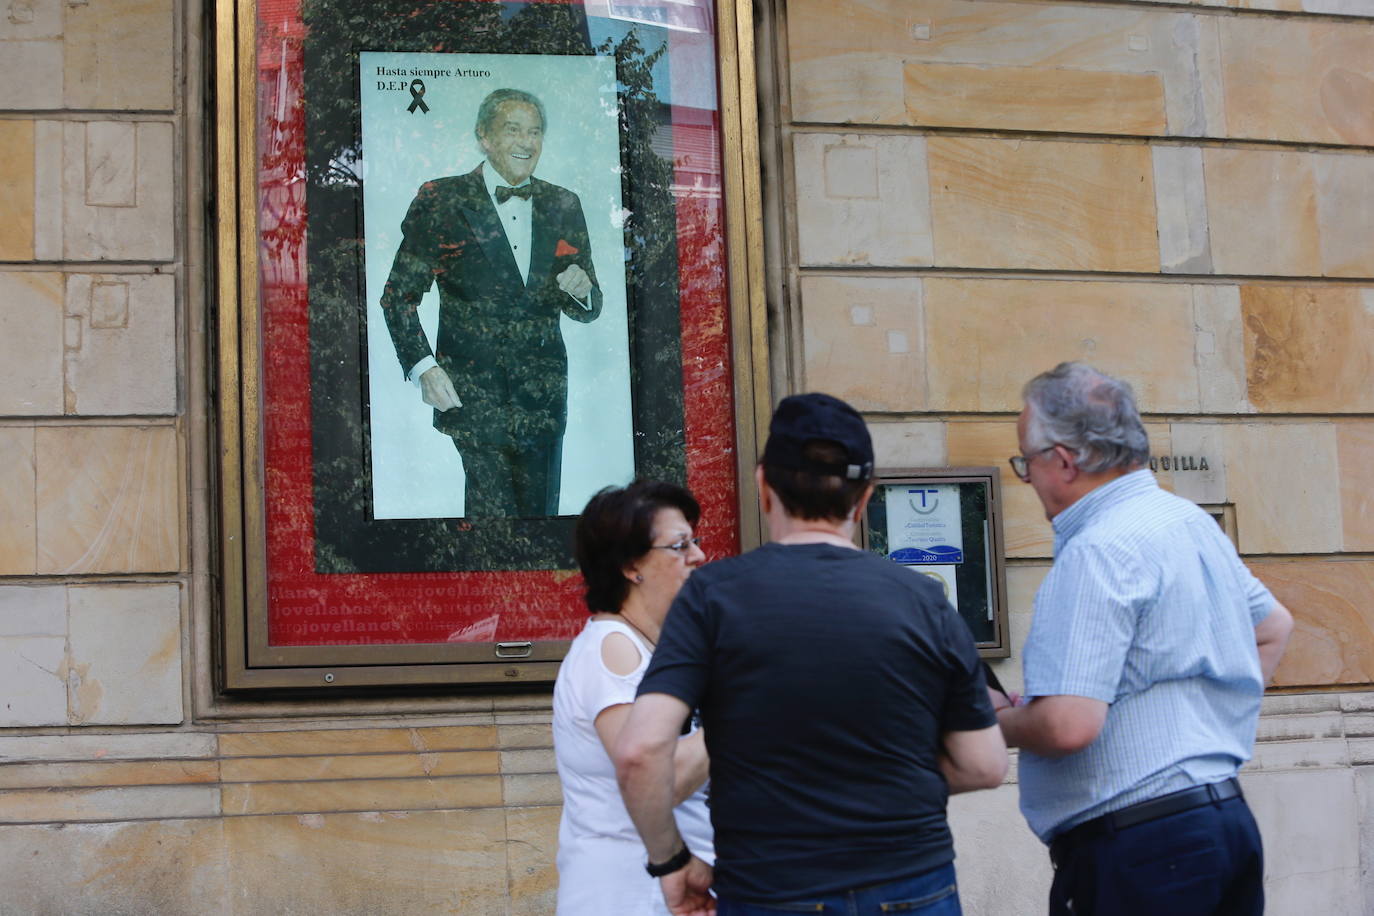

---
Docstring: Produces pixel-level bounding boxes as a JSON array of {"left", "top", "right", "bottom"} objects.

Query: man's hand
[
  {"left": 555, "top": 263, "right": 594, "bottom": 301},
  {"left": 418, "top": 366, "right": 462, "bottom": 412},
  {"left": 661, "top": 856, "right": 715, "bottom": 916}
]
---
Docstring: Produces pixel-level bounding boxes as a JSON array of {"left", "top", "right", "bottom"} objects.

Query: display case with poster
[
  {"left": 214, "top": 0, "right": 767, "bottom": 689},
  {"left": 861, "top": 468, "right": 1012, "bottom": 658}
]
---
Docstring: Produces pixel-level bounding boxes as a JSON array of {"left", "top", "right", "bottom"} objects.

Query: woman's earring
[{"left": 634, "top": 574, "right": 644, "bottom": 584}]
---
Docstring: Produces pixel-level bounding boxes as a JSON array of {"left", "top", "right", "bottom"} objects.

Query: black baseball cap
[{"left": 761, "top": 393, "right": 874, "bottom": 481}]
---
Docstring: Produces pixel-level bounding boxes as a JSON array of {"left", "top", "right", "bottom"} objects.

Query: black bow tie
[{"left": 495, "top": 184, "right": 533, "bottom": 203}]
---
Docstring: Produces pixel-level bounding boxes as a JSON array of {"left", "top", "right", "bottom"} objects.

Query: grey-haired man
[{"left": 996, "top": 362, "right": 1294, "bottom": 916}]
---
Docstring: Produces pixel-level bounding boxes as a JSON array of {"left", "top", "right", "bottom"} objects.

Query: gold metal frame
[
  {"left": 859, "top": 467, "right": 1013, "bottom": 659},
  {"left": 213, "top": 0, "right": 770, "bottom": 691}
]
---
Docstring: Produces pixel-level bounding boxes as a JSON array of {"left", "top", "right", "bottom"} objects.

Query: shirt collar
[
  {"left": 1051, "top": 467, "right": 1157, "bottom": 545},
  {"left": 482, "top": 161, "right": 532, "bottom": 199}
]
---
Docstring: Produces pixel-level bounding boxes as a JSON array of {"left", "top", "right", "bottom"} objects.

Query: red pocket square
[{"left": 555, "top": 239, "right": 579, "bottom": 257}]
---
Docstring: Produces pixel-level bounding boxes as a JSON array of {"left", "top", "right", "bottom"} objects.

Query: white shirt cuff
[{"left": 408, "top": 355, "right": 439, "bottom": 387}]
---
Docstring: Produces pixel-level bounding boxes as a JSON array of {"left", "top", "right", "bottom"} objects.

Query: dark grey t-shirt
[{"left": 638, "top": 542, "right": 996, "bottom": 903}]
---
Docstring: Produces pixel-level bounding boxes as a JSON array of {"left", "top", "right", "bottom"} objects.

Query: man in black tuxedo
[{"left": 380, "top": 88, "right": 603, "bottom": 518}]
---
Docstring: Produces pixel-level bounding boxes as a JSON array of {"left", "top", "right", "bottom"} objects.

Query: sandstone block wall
[{"left": 780, "top": 0, "right": 1374, "bottom": 693}]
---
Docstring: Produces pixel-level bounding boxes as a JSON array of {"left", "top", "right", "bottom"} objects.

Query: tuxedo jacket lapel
[
  {"left": 527, "top": 179, "right": 556, "bottom": 292},
  {"left": 458, "top": 166, "right": 525, "bottom": 295}
]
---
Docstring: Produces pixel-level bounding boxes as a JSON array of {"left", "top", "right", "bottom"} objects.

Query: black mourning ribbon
[
  {"left": 407, "top": 79, "right": 429, "bottom": 114},
  {"left": 495, "top": 184, "right": 533, "bottom": 203}
]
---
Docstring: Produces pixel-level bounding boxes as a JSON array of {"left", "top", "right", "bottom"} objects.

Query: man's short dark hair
[
  {"left": 763, "top": 440, "right": 871, "bottom": 522},
  {"left": 574, "top": 480, "right": 700, "bottom": 614},
  {"left": 474, "top": 88, "right": 547, "bottom": 143}
]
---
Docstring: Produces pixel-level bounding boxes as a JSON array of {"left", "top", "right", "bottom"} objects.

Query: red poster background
[{"left": 253, "top": 0, "right": 740, "bottom": 647}]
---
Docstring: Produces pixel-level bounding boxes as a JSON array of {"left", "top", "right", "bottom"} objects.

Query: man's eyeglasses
[
  {"left": 650, "top": 537, "right": 702, "bottom": 555},
  {"left": 1008, "top": 445, "right": 1059, "bottom": 482}
]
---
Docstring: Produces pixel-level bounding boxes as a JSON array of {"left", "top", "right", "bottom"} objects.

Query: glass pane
[
  {"left": 251, "top": 0, "right": 738, "bottom": 647},
  {"left": 866, "top": 480, "right": 996, "bottom": 644}
]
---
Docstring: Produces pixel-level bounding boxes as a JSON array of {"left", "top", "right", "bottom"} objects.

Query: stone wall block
[
  {"left": 1152, "top": 146, "right": 1213, "bottom": 273},
  {"left": 928, "top": 138, "right": 1159, "bottom": 272},
  {"left": 0, "top": 0, "right": 63, "bottom": 37},
  {"left": 0, "top": 39, "right": 61, "bottom": 109},
  {"left": 506, "top": 806, "right": 560, "bottom": 916},
  {"left": 1204, "top": 148, "right": 1321, "bottom": 278},
  {"left": 0, "top": 633, "right": 66, "bottom": 727},
  {"left": 1246, "top": 736, "right": 1350, "bottom": 772},
  {"left": 903, "top": 60, "right": 1166, "bottom": 136},
  {"left": 793, "top": 133, "right": 933, "bottom": 267},
  {"left": 223, "top": 810, "right": 508, "bottom": 916},
  {"left": 0, "top": 759, "right": 218, "bottom": 790},
  {"left": 790, "top": 54, "right": 907, "bottom": 125},
  {"left": 219, "top": 750, "right": 499, "bottom": 783},
  {"left": 0, "top": 731, "right": 215, "bottom": 763},
  {"left": 0, "top": 271, "right": 63, "bottom": 415},
  {"left": 503, "top": 772, "right": 563, "bottom": 807},
  {"left": 1190, "top": 284, "right": 1252, "bottom": 414},
  {"left": 34, "top": 425, "right": 180, "bottom": 574},
  {"left": 946, "top": 421, "right": 1053, "bottom": 558},
  {"left": 868, "top": 421, "right": 946, "bottom": 469},
  {"left": 1222, "top": 425, "right": 1340, "bottom": 555},
  {"left": 83, "top": 121, "right": 136, "bottom": 207},
  {"left": 500, "top": 747, "right": 554, "bottom": 775},
  {"left": 799, "top": 276, "right": 927, "bottom": 411},
  {"left": 1253, "top": 559, "right": 1374, "bottom": 688},
  {"left": 0, "top": 819, "right": 229, "bottom": 915},
  {"left": 62, "top": 121, "right": 174, "bottom": 262},
  {"left": 63, "top": 273, "right": 177, "bottom": 415},
  {"left": 0, "top": 785, "right": 217, "bottom": 824},
  {"left": 1241, "top": 285, "right": 1374, "bottom": 412},
  {"left": 63, "top": 0, "right": 175, "bottom": 111},
  {"left": 32, "top": 119, "right": 62, "bottom": 261},
  {"left": 1221, "top": 17, "right": 1374, "bottom": 147},
  {"left": 0, "top": 426, "right": 37, "bottom": 575},
  {"left": 1167, "top": 423, "right": 1228, "bottom": 505},
  {"left": 1244, "top": 768, "right": 1363, "bottom": 913},
  {"left": 788, "top": 0, "right": 1210, "bottom": 137},
  {"left": 1313, "top": 152, "right": 1374, "bottom": 278},
  {"left": 66, "top": 583, "right": 182, "bottom": 725},
  {"left": 923, "top": 278, "right": 1198, "bottom": 413},
  {"left": 1337, "top": 422, "right": 1374, "bottom": 550},
  {"left": 0, "top": 119, "right": 35, "bottom": 260},
  {"left": 0, "top": 587, "right": 66, "bottom": 739},
  {"left": 221, "top": 774, "right": 503, "bottom": 817},
  {"left": 219, "top": 724, "right": 498, "bottom": 757}
]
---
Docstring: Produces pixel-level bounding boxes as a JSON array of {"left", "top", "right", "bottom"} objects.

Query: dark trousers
[
  {"left": 1048, "top": 794, "right": 1263, "bottom": 916},
  {"left": 454, "top": 436, "right": 562, "bottom": 518},
  {"left": 716, "top": 863, "right": 961, "bottom": 915}
]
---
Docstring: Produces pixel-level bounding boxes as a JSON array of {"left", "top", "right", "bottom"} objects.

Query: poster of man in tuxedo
[{"left": 359, "top": 52, "right": 633, "bottom": 520}]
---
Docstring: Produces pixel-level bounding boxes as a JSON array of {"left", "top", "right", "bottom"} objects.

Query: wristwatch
[{"left": 645, "top": 844, "right": 692, "bottom": 877}]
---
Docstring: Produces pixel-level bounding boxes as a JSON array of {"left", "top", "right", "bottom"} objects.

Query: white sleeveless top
[{"left": 552, "top": 618, "right": 714, "bottom": 915}]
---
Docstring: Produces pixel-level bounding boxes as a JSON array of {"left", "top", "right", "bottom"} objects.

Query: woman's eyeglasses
[{"left": 650, "top": 536, "right": 702, "bottom": 554}]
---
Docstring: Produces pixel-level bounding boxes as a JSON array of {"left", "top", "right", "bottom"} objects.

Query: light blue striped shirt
[{"left": 1019, "top": 469, "right": 1277, "bottom": 842}]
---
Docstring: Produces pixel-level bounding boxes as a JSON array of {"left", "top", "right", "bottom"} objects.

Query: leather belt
[{"left": 1050, "top": 778, "right": 1243, "bottom": 865}]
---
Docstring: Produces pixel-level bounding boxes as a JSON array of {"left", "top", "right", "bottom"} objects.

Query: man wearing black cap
[{"left": 614, "top": 393, "right": 1008, "bottom": 915}]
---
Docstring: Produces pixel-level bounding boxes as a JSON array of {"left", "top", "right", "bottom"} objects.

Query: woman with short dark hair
[{"left": 553, "top": 480, "right": 713, "bottom": 915}]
